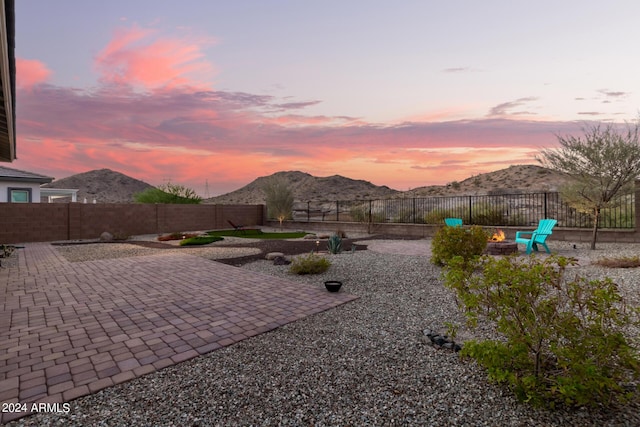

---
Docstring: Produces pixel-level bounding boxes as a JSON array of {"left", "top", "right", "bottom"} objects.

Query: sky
[{"left": 11, "top": 1, "right": 640, "bottom": 196}]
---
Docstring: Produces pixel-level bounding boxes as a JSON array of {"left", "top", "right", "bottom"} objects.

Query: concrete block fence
[{"left": 0, "top": 203, "right": 265, "bottom": 244}]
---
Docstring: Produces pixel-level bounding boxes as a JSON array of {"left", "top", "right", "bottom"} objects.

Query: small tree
[
  {"left": 135, "top": 182, "right": 202, "bottom": 204},
  {"left": 263, "top": 177, "right": 293, "bottom": 229},
  {"left": 537, "top": 122, "right": 640, "bottom": 249}
]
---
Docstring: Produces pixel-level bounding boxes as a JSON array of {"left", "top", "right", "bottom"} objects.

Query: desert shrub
[
  {"left": 424, "top": 208, "right": 465, "bottom": 225},
  {"left": 179, "top": 236, "right": 223, "bottom": 246},
  {"left": 393, "top": 208, "right": 425, "bottom": 224},
  {"left": 470, "top": 202, "right": 506, "bottom": 225},
  {"left": 135, "top": 183, "right": 202, "bottom": 204},
  {"left": 349, "top": 205, "right": 368, "bottom": 222},
  {"left": 444, "top": 254, "right": 640, "bottom": 408},
  {"left": 431, "top": 225, "right": 489, "bottom": 266},
  {"left": 289, "top": 253, "right": 331, "bottom": 274},
  {"left": 349, "top": 205, "right": 386, "bottom": 223}
]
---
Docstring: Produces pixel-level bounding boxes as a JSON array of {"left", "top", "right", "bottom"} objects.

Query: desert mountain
[
  {"left": 406, "top": 165, "right": 570, "bottom": 197},
  {"left": 42, "top": 169, "right": 154, "bottom": 203},
  {"left": 205, "top": 171, "right": 401, "bottom": 204},
  {"left": 207, "top": 165, "right": 570, "bottom": 204},
  {"left": 43, "top": 165, "right": 571, "bottom": 205}
]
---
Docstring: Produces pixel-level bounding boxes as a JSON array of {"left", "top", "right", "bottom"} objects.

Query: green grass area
[
  {"left": 206, "top": 229, "right": 307, "bottom": 239},
  {"left": 179, "top": 236, "right": 224, "bottom": 246}
]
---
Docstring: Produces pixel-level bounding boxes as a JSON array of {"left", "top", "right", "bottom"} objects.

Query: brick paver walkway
[{"left": 0, "top": 243, "right": 357, "bottom": 424}]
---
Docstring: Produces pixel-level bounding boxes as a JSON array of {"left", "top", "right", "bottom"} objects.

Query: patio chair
[
  {"left": 444, "top": 218, "right": 463, "bottom": 227},
  {"left": 514, "top": 219, "right": 557, "bottom": 254},
  {"left": 227, "top": 220, "right": 246, "bottom": 234}
]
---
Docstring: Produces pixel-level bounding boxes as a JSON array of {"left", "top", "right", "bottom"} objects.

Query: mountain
[
  {"left": 42, "top": 165, "right": 571, "bottom": 205},
  {"left": 207, "top": 165, "right": 571, "bottom": 204},
  {"left": 405, "top": 165, "right": 570, "bottom": 197},
  {"left": 205, "top": 171, "right": 401, "bottom": 204},
  {"left": 42, "top": 169, "right": 154, "bottom": 203}
]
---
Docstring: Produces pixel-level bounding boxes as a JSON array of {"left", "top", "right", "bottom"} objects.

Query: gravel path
[{"left": 8, "top": 239, "right": 640, "bottom": 426}]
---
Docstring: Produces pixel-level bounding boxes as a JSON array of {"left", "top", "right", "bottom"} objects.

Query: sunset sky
[{"left": 12, "top": 1, "right": 640, "bottom": 196}]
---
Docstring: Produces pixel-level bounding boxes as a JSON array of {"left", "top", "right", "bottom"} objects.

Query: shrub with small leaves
[
  {"left": 444, "top": 254, "right": 640, "bottom": 408},
  {"left": 431, "top": 225, "right": 489, "bottom": 267},
  {"left": 289, "top": 252, "right": 331, "bottom": 275}
]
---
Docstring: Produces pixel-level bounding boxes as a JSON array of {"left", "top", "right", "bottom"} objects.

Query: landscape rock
[
  {"left": 99, "top": 231, "right": 114, "bottom": 242},
  {"left": 273, "top": 256, "right": 291, "bottom": 265},
  {"left": 265, "top": 252, "right": 284, "bottom": 260}
]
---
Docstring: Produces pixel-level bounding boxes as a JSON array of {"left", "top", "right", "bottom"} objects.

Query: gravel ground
[{"left": 8, "top": 239, "right": 640, "bottom": 426}]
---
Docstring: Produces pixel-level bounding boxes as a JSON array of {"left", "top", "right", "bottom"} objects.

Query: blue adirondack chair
[
  {"left": 515, "top": 219, "right": 557, "bottom": 254},
  {"left": 444, "top": 218, "right": 463, "bottom": 227}
]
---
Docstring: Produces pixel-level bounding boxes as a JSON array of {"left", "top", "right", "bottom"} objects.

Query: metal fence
[{"left": 292, "top": 192, "right": 635, "bottom": 229}]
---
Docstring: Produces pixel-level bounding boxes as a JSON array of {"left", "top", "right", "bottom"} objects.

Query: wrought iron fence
[{"left": 292, "top": 192, "right": 635, "bottom": 229}]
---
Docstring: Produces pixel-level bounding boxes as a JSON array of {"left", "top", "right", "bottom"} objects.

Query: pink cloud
[
  {"left": 16, "top": 58, "right": 52, "bottom": 90},
  {"left": 14, "top": 26, "right": 584, "bottom": 196},
  {"left": 94, "top": 25, "right": 216, "bottom": 90}
]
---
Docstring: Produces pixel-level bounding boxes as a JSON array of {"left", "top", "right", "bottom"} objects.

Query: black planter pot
[{"left": 324, "top": 280, "right": 342, "bottom": 292}]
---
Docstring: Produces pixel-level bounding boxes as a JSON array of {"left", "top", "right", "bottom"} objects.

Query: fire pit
[{"left": 485, "top": 229, "right": 519, "bottom": 255}]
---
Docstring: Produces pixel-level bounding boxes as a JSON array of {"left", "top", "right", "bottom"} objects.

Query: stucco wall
[{"left": 0, "top": 182, "right": 42, "bottom": 202}]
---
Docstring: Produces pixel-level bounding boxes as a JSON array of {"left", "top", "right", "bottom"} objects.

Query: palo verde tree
[
  {"left": 262, "top": 176, "right": 294, "bottom": 229},
  {"left": 537, "top": 121, "right": 640, "bottom": 249},
  {"left": 134, "top": 182, "right": 202, "bottom": 204}
]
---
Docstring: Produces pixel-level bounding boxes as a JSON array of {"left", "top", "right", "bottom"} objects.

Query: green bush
[
  {"left": 289, "top": 253, "right": 331, "bottom": 275},
  {"left": 469, "top": 202, "right": 505, "bottom": 225},
  {"left": 431, "top": 225, "right": 489, "bottom": 266},
  {"left": 179, "top": 236, "right": 224, "bottom": 246},
  {"left": 444, "top": 254, "right": 640, "bottom": 408}
]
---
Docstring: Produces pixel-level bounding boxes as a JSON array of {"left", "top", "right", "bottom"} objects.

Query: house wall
[
  {"left": 0, "top": 181, "right": 42, "bottom": 202},
  {"left": 0, "top": 203, "right": 265, "bottom": 243}
]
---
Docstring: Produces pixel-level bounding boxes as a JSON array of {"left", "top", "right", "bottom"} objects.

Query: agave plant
[{"left": 327, "top": 234, "right": 343, "bottom": 254}]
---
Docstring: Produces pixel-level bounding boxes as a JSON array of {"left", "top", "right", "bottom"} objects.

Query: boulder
[
  {"left": 273, "top": 256, "right": 291, "bottom": 265},
  {"left": 100, "top": 231, "right": 114, "bottom": 242},
  {"left": 265, "top": 252, "right": 284, "bottom": 260}
]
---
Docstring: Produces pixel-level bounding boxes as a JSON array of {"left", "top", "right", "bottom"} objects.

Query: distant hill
[
  {"left": 205, "top": 171, "right": 401, "bottom": 204},
  {"left": 42, "top": 169, "right": 154, "bottom": 203},
  {"left": 41, "top": 165, "right": 571, "bottom": 205},
  {"left": 406, "top": 165, "right": 570, "bottom": 197},
  {"left": 206, "top": 165, "right": 570, "bottom": 204}
]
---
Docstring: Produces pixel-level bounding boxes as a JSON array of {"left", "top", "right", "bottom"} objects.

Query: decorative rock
[
  {"left": 303, "top": 234, "right": 318, "bottom": 240},
  {"left": 99, "top": 231, "right": 114, "bottom": 242},
  {"left": 425, "top": 326, "right": 463, "bottom": 352},
  {"left": 265, "top": 252, "right": 284, "bottom": 260},
  {"left": 273, "top": 256, "right": 291, "bottom": 265}
]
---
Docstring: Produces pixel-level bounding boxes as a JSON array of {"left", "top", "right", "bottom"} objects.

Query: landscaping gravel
[{"left": 8, "top": 239, "right": 640, "bottom": 426}]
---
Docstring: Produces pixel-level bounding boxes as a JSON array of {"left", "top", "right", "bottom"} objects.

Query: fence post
[
  {"left": 412, "top": 198, "right": 416, "bottom": 223},
  {"left": 544, "top": 193, "right": 548, "bottom": 219},
  {"left": 468, "top": 196, "right": 472, "bottom": 223}
]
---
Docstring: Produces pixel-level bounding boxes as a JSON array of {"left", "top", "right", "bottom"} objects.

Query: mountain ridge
[{"left": 43, "top": 164, "right": 570, "bottom": 204}]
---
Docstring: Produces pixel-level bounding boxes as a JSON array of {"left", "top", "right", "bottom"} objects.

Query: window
[{"left": 9, "top": 188, "right": 32, "bottom": 203}]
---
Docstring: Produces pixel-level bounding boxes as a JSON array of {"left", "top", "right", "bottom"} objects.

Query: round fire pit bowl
[
  {"left": 485, "top": 240, "right": 519, "bottom": 255},
  {"left": 324, "top": 280, "right": 343, "bottom": 292}
]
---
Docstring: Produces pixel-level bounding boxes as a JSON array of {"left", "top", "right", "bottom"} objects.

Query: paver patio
[{"left": 0, "top": 243, "right": 358, "bottom": 424}]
